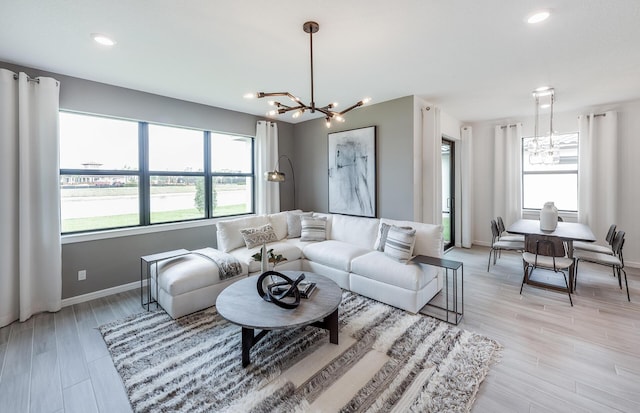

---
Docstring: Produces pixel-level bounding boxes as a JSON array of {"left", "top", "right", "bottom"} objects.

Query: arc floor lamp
[{"left": 265, "top": 155, "right": 296, "bottom": 209}]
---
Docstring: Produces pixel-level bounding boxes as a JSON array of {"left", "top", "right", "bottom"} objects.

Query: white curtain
[
  {"left": 255, "top": 120, "right": 279, "bottom": 214},
  {"left": 493, "top": 123, "right": 523, "bottom": 227},
  {"left": 0, "top": 69, "right": 61, "bottom": 327},
  {"left": 460, "top": 126, "right": 473, "bottom": 248},
  {"left": 577, "top": 112, "right": 617, "bottom": 240},
  {"left": 421, "top": 106, "right": 442, "bottom": 225}
]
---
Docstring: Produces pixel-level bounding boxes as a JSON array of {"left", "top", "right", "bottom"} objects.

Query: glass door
[{"left": 442, "top": 139, "right": 455, "bottom": 250}]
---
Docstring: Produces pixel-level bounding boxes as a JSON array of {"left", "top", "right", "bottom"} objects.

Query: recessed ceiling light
[
  {"left": 91, "top": 33, "right": 116, "bottom": 47},
  {"left": 527, "top": 10, "right": 550, "bottom": 24}
]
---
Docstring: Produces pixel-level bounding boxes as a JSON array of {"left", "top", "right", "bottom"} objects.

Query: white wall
[
  {"left": 469, "top": 98, "right": 640, "bottom": 267},
  {"left": 441, "top": 110, "right": 462, "bottom": 140},
  {"left": 412, "top": 97, "right": 462, "bottom": 224}
]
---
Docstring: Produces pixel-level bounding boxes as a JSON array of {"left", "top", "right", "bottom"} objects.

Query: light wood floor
[{"left": 0, "top": 246, "right": 638, "bottom": 412}]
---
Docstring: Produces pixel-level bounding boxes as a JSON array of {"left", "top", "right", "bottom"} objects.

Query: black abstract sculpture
[{"left": 256, "top": 271, "right": 306, "bottom": 309}]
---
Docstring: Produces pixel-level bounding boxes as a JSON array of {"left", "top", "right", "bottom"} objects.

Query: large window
[
  {"left": 522, "top": 132, "right": 578, "bottom": 211},
  {"left": 148, "top": 124, "right": 205, "bottom": 224},
  {"left": 60, "top": 112, "right": 254, "bottom": 233},
  {"left": 210, "top": 133, "right": 254, "bottom": 217}
]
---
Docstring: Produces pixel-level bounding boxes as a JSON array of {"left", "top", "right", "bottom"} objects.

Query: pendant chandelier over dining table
[
  {"left": 528, "top": 86, "right": 559, "bottom": 165},
  {"left": 244, "top": 21, "right": 371, "bottom": 128}
]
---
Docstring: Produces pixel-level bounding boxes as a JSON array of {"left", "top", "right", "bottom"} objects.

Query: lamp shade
[{"left": 265, "top": 170, "right": 286, "bottom": 182}]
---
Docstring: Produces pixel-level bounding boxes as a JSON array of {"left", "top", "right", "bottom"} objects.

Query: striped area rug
[{"left": 99, "top": 291, "right": 501, "bottom": 412}]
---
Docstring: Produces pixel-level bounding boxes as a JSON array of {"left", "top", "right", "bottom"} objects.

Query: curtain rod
[
  {"left": 577, "top": 113, "right": 606, "bottom": 118},
  {"left": 500, "top": 123, "right": 520, "bottom": 129},
  {"left": 12, "top": 73, "right": 40, "bottom": 83}
]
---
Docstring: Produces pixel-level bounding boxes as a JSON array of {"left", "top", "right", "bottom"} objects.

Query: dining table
[{"left": 507, "top": 219, "right": 596, "bottom": 292}]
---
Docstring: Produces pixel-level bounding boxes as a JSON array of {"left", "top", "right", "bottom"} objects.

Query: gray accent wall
[
  {"left": 62, "top": 225, "right": 216, "bottom": 298},
  {"left": 4, "top": 58, "right": 419, "bottom": 300},
  {"left": 292, "top": 96, "right": 415, "bottom": 220}
]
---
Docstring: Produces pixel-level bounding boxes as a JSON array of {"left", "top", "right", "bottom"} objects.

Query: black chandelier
[{"left": 245, "top": 21, "right": 370, "bottom": 128}]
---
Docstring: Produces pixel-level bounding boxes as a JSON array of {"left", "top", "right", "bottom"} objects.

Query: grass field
[
  {"left": 62, "top": 186, "right": 193, "bottom": 197},
  {"left": 63, "top": 205, "right": 455, "bottom": 238},
  {"left": 443, "top": 216, "right": 451, "bottom": 242},
  {"left": 61, "top": 184, "right": 246, "bottom": 198},
  {"left": 62, "top": 204, "right": 248, "bottom": 233}
]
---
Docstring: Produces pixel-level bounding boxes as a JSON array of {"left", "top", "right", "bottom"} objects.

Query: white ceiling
[{"left": 1, "top": 0, "right": 639, "bottom": 123}]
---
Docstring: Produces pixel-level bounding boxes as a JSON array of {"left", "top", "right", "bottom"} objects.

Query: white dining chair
[
  {"left": 496, "top": 216, "right": 525, "bottom": 242},
  {"left": 488, "top": 219, "right": 524, "bottom": 271},
  {"left": 520, "top": 234, "right": 574, "bottom": 306},
  {"left": 573, "top": 224, "right": 617, "bottom": 256},
  {"left": 574, "top": 231, "right": 630, "bottom": 301}
]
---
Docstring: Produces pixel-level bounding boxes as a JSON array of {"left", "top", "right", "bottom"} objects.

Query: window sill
[
  {"left": 522, "top": 209, "right": 578, "bottom": 221},
  {"left": 61, "top": 216, "right": 253, "bottom": 245}
]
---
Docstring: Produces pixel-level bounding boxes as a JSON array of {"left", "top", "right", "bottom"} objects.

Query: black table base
[{"left": 240, "top": 308, "right": 339, "bottom": 367}]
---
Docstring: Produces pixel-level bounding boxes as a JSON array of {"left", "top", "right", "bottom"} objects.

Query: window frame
[
  {"left": 521, "top": 132, "right": 579, "bottom": 213},
  {"left": 59, "top": 111, "right": 255, "bottom": 234}
]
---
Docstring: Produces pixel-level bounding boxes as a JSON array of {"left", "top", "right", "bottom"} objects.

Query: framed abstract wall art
[{"left": 328, "top": 126, "right": 376, "bottom": 217}]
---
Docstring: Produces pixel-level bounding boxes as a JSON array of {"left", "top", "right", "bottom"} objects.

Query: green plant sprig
[{"left": 251, "top": 248, "right": 287, "bottom": 266}]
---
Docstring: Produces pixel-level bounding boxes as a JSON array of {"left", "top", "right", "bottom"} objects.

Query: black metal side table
[
  {"left": 412, "top": 255, "right": 464, "bottom": 325},
  {"left": 140, "top": 249, "right": 190, "bottom": 310}
]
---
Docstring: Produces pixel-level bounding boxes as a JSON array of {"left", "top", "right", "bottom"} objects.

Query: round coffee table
[{"left": 216, "top": 271, "right": 342, "bottom": 367}]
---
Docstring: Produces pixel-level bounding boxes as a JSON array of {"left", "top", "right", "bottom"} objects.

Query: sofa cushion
[
  {"left": 330, "top": 214, "right": 380, "bottom": 249},
  {"left": 384, "top": 226, "right": 417, "bottom": 263},
  {"left": 281, "top": 237, "right": 316, "bottom": 252},
  {"left": 216, "top": 215, "right": 268, "bottom": 252},
  {"left": 269, "top": 210, "right": 299, "bottom": 240},
  {"left": 240, "top": 223, "right": 278, "bottom": 249},
  {"left": 377, "top": 218, "right": 443, "bottom": 258},
  {"left": 287, "top": 211, "right": 313, "bottom": 238},
  {"left": 303, "top": 240, "right": 369, "bottom": 272},
  {"left": 351, "top": 251, "right": 437, "bottom": 290},
  {"left": 229, "top": 241, "right": 304, "bottom": 273},
  {"left": 300, "top": 217, "right": 327, "bottom": 242},
  {"left": 156, "top": 248, "right": 247, "bottom": 295}
]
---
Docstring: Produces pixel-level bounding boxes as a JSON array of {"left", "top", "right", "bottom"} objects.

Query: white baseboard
[{"left": 61, "top": 280, "right": 146, "bottom": 308}]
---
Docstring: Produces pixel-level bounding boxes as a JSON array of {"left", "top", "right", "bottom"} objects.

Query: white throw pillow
[
  {"left": 287, "top": 211, "right": 313, "bottom": 238},
  {"left": 300, "top": 217, "right": 327, "bottom": 242},
  {"left": 216, "top": 216, "right": 268, "bottom": 252},
  {"left": 268, "top": 211, "right": 293, "bottom": 240},
  {"left": 240, "top": 224, "right": 278, "bottom": 249},
  {"left": 384, "top": 226, "right": 416, "bottom": 263}
]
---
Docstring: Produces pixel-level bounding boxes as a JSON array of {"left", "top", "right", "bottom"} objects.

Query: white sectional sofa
[
  {"left": 155, "top": 210, "right": 443, "bottom": 318},
  {"left": 220, "top": 211, "right": 443, "bottom": 312}
]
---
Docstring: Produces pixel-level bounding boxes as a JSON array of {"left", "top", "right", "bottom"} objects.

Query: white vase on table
[
  {"left": 540, "top": 202, "right": 558, "bottom": 231},
  {"left": 260, "top": 243, "right": 269, "bottom": 273}
]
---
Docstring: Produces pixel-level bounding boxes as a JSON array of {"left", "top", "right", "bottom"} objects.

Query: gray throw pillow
[
  {"left": 384, "top": 226, "right": 416, "bottom": 263},
  {"left": 377, "top": 223, "right": 413, "bottom": 252},
  {"left": 287, "top": 211, "right": 313, "bottom": 238},
  {"left": 300, "top": 217, "right": 327, "bottom": 242}
]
